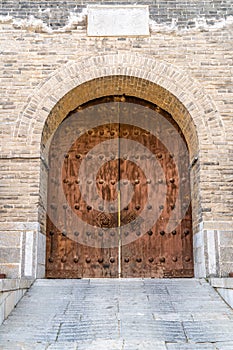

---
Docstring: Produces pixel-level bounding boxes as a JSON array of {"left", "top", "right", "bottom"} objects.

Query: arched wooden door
[{"left": 46, "top": 97, "right": 193, "bottom": 278}]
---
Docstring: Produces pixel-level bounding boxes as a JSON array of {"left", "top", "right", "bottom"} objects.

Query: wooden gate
[{"left": 46, "top": 97, "right": 193, "bottom": 278}]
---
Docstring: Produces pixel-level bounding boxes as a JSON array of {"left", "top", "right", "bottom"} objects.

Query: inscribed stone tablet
[{"left": 87, "top": 5, "right": 150, "bottom": 37}]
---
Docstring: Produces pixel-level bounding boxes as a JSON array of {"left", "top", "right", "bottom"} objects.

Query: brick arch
[
  {"left": 14, "top": 53, "right": 224, "bottom": 160},
  {"left": 12, "top": 53, "right": 226, "bottom": 278}
]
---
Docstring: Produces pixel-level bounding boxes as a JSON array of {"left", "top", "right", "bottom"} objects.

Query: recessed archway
[{"left": 14, "top": 53, "right": 224, "bottom": 278}]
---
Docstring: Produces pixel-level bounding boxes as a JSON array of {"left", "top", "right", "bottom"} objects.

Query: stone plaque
[{"left": 87, "top": 5, "right": 150, "bottom": 37}]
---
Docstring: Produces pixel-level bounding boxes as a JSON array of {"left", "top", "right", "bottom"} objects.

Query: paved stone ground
[{"left": 0, "top": 279, "right": 233, "bottom": 349}]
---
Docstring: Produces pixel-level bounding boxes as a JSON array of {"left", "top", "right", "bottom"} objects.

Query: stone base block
[
  {"left": 210, "top": 278, "right": 233, "bottom": 309},
  {"left": 0, "top": 278, "right": 34, "bottom": 325}
]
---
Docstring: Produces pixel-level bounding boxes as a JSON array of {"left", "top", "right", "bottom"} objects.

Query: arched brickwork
[
  {"left": 13, "top": 53, "right": 226, "bottom": 278},
  {"left": 14, "top": 53, "right": 224, "bottom": 161},
  {"left": 41, "top": 76, "right": 199, "bottom": 161}
]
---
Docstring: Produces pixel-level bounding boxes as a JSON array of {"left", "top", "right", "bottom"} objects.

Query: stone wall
[
  {"left": 0, "top": 1, "right": 232, "bottom": 279},
  {"left": 0, "top": 278, "right": 33, "bottom": 325}
]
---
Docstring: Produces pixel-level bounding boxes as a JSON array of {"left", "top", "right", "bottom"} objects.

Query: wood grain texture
[{"left": 46, "top": 97, "right": 193, "bottom": 278}]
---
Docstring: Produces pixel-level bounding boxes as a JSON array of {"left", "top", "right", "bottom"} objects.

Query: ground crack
[
  {"left": 55, "top": 322, "right": 63, "bottom": 342},
  {"left": 181, "top": 321, "right": 189, "bottom": 343}
]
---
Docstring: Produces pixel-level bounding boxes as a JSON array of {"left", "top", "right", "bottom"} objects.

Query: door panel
[
  {"left": 46, "top": 107, "right": 120, "bottom": 278},
  {"left": 46, "top": 98, "right": 193, "bottom": 278},
  {"left": 119, "top": 122, "right": 192, "bottom": 278}
]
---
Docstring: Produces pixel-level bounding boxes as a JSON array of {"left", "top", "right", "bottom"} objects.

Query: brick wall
[
  {"left": 1, "top": 0, "right": 233, "bottom": 29},
  {"left": 0, "top": 1, "right": 232, "bottom": 279}
]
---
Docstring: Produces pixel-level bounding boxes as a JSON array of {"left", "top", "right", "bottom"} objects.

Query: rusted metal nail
[{"left": 184, "top": 229, "right": 190, "bottom": 236}]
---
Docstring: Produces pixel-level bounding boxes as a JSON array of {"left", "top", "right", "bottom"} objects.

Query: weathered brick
[{"left": 0, "top": 2, "right": 232, "bottom": 280}]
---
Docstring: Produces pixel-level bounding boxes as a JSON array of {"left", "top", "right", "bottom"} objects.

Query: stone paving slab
[
  {"left": 123, "top": 340, "right": 166, "bottom": 350},
  {"left": 120, "top": 320, "right": 186, "bottom": 342},
  {"left": 3, "top": 341, "right": 233, "bottom": 350},
  {"left": 0, "top": 343, "right": 48, "bottom": 350},
  {"left": 183, "top": 321, "right": 233, "bottom": 342},
  {"left": 166, "top": 344, "right": 217, "bottom": 350},
  {"left": 215, "top": 342, "right": 233, "bottom": 350},
  {"left": 47, "top": 343, "right": 78, "bottom": 350},
  {"left": 77, "top": 339, "right": 124, "bottom": 350},
  {"left": 0, "top": 279, "right": 233, "bottom": 349}
]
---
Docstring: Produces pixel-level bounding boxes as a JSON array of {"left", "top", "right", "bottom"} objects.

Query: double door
[{"left": 46, "top": 100, "right": 193, "bottom": 278}]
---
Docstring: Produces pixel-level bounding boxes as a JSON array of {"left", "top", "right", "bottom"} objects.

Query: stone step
[{"left": 0, "top": 279, "right": 233, "bottom": 349}]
